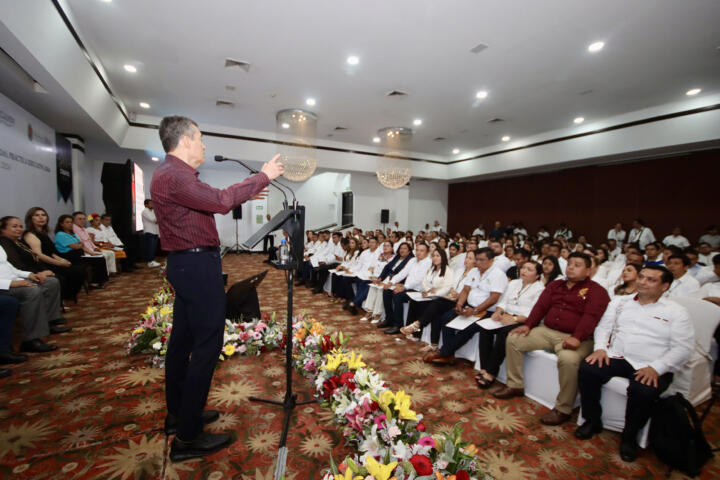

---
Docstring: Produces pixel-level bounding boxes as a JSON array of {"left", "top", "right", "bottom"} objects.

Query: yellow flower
[
  {"left": 393, "top": 390, "right": 417, "bottom": 421},
  {"left": 319, "top": 352, "right": 344, "bottom": 372},
  {"left": 145, "top": 306, "right": 156, "bottom": 316},
  {"left": 334, "top": 469, "right": 363, "bottom": 480},
  {"left": 295, "top": 328, "right": 307, "bottom": 341},
  {"left": 223, "top": 344, "right": 235, "bottom": 357},
  {"left": 345, "top": 351, "right": 366, "bottom": 370},
  {"left": 133, "top": 327, "right": 144, "bottom": 334},
  {"left": 159, "top": 306, "right": 172, "bottom": 316},
  {"left": 461, "top": 443, "right": 478, "bottom": 457},
  {"left": 364, "top": 457, "right": 397, "bottom": 480},
  {"left": 310, "top": 322, "right": 324, "bottom": 335}
]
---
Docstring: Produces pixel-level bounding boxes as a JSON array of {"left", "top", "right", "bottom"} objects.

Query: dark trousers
[
  {"left": 578, "top": 358, "right": 673, "bottom": 440},
  {"left": 262, "top": 235, "right": 274, "bottom": 253},
  {"left": 478, "top": 323, "right": 522, "bottom": 376},
  {"left": 383, "top": 289, "right": 412, "bottom": 327},
  {"left": 353, "top": 281, "right": 370, "bottom": 305},
  {"left": 311, "top": 264, "right": 335, "bottom": 287},
  {"left": 418, "top": 298, "right": 455, "bottom": 344},
  {"left": 332, "top": 275, "right": 356, "bottom": 300},
  {"left": 76, "top": 255, "right": 108, "bottom": 285},
  {"left": 439, "top": 310, "right": 491, "bottom": 357},
  {"left": 165, "top": 249, "right": 226, "bottom": 440},
  {"left": 267, "top": 246, "right": 278, "bottom": 262},
  {"left": 144, "top": 233, "right": 159, "bottom": 262},
  {"left": 0, "top": 295, "right": 19, "bottom": 352},
  {"left": 48, "top": 263, "right": 86, "bottom": 302},
  {"left": 406, "top": 299, "right": 432, "bottom": 325}
]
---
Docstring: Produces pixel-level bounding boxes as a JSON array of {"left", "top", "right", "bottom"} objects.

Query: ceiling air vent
[
  {"left": 333, "top": 126, "right": 349, "bottom": 131},
  {"left": 216, "top": 100, "right": 235, "bottom": 108},
  {"left": 385, "top": 90, "right": 408, "bottom": 97},
  {"left": 433, "top": 137, "right": 447, "bottom": 142},
  {"left": 487, "top": 117, "right": 504, "bottom": 123},
  {"left": 470, "top": 43, "right": 489, "bottom": 54},
  {"left": 224, "top": 58, "right": 251, "bottom": 72}
]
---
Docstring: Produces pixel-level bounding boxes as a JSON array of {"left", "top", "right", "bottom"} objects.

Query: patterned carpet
[{"left": 1, "top": 253, "right": 718, "bottom": 479}]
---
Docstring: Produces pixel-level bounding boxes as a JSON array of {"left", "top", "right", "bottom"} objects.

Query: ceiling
[{"left": 9, "top": 0, "right": 720, "bottom": 159}]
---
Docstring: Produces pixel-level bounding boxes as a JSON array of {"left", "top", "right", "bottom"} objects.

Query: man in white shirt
[
  {"left": 699, "top": 225, "right": 720, "bottom": 250},
  {"left": 431, "top": 220, "right": 443, "bottom": 233},
  {"left": 489, "top": 240, "right": 513, "bottom": 274},
  {"left": 664, "top": 254, "right": 701, "bottom": 298},
  {"left": 309, "top": 232, "right": 345, "bottom": 291},
  {"left": 379, "top": 243, "right": 432, "bottom": 333},
  {"left": 607, "top": 239, "right": 622, "bottom": 262},
  {"left": 548, "top": 243, "right": 568, "bottom": 275},
  {"left": 99, "top": 214, "right": 124, "bottom": 247},
  {"left": 424, "top": 247, "right": 508, "bottom": 364},
  {"left": 513, "top": 222, "right": 528, "bottom": 240},
  {"left": 607, "top": 223, "right": 626, "bottom": 246},
  {"left": 698, "top": 242, "right": 718, "bottom": 266},
  {"left": 554, "top": 223, "right": 572, "bottom": 241},
  {"left": 472, "top": 224, "right": 485, "bottom": 237},
  {"left": 627, "top": 218, "right": 655, "bottom": 250},
  {"left": 537, "top": 226, "right": 551, "bottom": 240},
  {"left": 662, "top": 227, "right": 690, "bottom": 249},
  {"left": 141, "top": 200, "right": 161, "bottom": 268},
  {"left": 576, "top": 265, "right": 693, "bottom": 462}
]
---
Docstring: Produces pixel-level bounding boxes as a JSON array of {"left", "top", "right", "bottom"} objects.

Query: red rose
[
  {"left": 416, "top": 422, "right": 426, "bottom": 432},
  {"left": 455, "top": 471, "right": 469, "bottom": 480},
  {"left": 370, "top": 401, "right": 379, "bottom": 411},
  {"left": 338, "top": 463, "right": 347, "bottom": 474},
  {"left": 409, "top": 455, "right": 433, "bottom": 476},
  {"left": 322, "top": 376, "right": 341, "bottom": 398}
]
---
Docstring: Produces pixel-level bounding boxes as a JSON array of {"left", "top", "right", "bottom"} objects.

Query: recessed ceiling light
[
  {"left": 305, "top": 97, "right": 316, "bottom": 106},
  {"left": 686, "top": 88, "right": 701, "bottom": 96},
  {"left": 475, "top": 90, "right": 488, "bottom": 99},
  {"left": 101, "top": 0, "right": 112, "bottom": 3},
  {"left": 372, "top": 136, "right": 381, "bottom": 143},
  {"left": 588, "top": 41, "right": 604, "bottom": 53},
  {"left": 413, "top": 119, "right": 422, "bottom": 126},
  {"left": 347, "top": 55, "right": 359, "bottom": 65},
  {"left": 151, "top": 156, "right": 159, "bottom": 162},
  {"left": 139, "top": 102, "right": 150, "bottom": 109},
  {"left": 452, "top": 148, "right": 460, "bottom": 154},
  {"left": 123, "top": 64, "right": 137, "bottom": 73},
  {"left": 281, "top": 123, "right": 290, "bottom": 129},
  {"left": 573, "top": 116, "right": 584, "bottom": 124},
  {"left": 501, "top": 136, "right": 510, "bottom": 142}
]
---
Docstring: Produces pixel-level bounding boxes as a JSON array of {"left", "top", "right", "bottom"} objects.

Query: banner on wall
[{"left": 55, "top": 134, "right": 72, "bottom": 202}]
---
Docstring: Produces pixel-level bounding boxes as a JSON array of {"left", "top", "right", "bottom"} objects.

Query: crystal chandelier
[
  {"left": 376, "top": 166, "right": 412, "bottom": 189},
  {"left": 276, "top": 109, "right": 317, "bottom": 182},
  {"left": 375, "top": 127, "right": 413, "bottom": 189}
]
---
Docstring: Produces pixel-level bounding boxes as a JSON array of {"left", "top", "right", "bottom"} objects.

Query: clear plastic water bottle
[{"left": 279, "top": 239, "right": 290, "bottom": 264}]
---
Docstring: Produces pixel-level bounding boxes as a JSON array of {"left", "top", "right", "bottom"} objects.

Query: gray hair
[{"left": 159, "top": 115, "right": 198, "bottom": 153}]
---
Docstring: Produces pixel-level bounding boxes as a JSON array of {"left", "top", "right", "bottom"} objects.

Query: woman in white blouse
[
  {"left": 475, "top": 261, "right": 544, "bottom": 389},
  {"left": 402, "top": 249, "right": 455, "bottom": 334},
  {"left": 324, "top": 238, "right": 360, "bottom": 297}
]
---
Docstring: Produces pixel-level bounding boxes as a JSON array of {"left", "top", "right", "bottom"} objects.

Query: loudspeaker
[
  {"left": 341, "top": 191, "right": 353, "bottom": 226},
  {"left": 232, "top": 206, "right": 242, "bottom": 219},
  {"left": 380, "top": 209, "right": 389, "bottom": 224}
]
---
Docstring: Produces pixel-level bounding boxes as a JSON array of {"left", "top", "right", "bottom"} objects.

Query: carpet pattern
[{"left": 1, "top": 253, "right": 718, "bottom": 479}]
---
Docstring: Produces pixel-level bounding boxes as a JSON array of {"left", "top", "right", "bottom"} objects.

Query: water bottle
[{"left": 279, "top": 239, "right": 290, "bottom": 264}]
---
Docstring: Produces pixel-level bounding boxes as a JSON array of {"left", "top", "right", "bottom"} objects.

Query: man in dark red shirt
[
  {"left": 493, "top": 252, "right": 610, "bottom": 425},
  {"left": 150, "top": 116, "right": 284, "bottom": 462}
]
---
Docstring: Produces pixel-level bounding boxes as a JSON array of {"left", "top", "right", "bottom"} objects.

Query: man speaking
[{"left": 150, "top": 115, "right": 284, "bottom": 462}]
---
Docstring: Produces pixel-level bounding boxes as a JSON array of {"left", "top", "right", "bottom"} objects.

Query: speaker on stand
[
  {"left": 229, "top": 206, "right": 245, "bottom": 254},
  {"left": 380, "top": 209, "right": 389, "bottom": 231}
]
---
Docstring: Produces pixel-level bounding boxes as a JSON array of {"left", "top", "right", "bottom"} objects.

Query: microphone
[{"left": 215, "top": 155, "right": 293, "bottom": 208}]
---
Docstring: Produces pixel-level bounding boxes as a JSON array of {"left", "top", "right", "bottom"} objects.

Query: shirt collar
[{"left": 165, "top": 154, "right": 198, "bottom": 177}]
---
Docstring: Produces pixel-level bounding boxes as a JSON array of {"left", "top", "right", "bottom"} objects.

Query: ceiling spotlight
[
  {"left": 588, "top": 41, "right": 604, "bottom": 53},
  {"left": 475, "top": 90, "right": 488, "bottom": 99},
  {"left": 101, "top": 0, "right": 112, "bottom": 3},
  {"left": 151, "top": 156, "right": 159, "bottom": 162},
  {"left": 573, "top": 116, "right": 584, "bottom": 124},
  {"left": 305, "top": 97, "right": 316, "bottom": 106},
  {"left": 139, "top": 102, "right": 150, "bottom": 109},
  {"left": 347, "top": 55, "right": 359, "bottom": 65},
  {"left": 413, "top": 119, "right": 422, "bottom": 126},
  {"left": 372, "top": 136, "right": 381, "bottom": 143},
  {"left": 501, "top": 136, "right": 510, "bottom": 142},
  {"left": 281, "top": 123, "right": 290, "bottom": 129},
  {"left": 686, "top": 88, "right": 701, "bottom": 96},
  {"left": 452, "top": 148, "right": 460, "bottom": 154},
  {"left": 123, "top": 64, "right": 137, "bottom": 73}
]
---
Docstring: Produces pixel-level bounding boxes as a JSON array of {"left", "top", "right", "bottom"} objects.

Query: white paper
[
  {"left": 446, "top": 315, "right": 479, "bottom": 330},
  {"left": 476, "top": 318, "right": 506, "bottom": 330},
  {"left": 407, "top": 291, "right": 436, "bottom": 302}
]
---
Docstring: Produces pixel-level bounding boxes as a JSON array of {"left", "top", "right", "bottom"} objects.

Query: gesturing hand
[
  {"left": 261, "top": 154, "right": 285, "bottom": 180},
  {"left": 634, "top": 366, "right": 659, "bottom": 387},
  {"left": 585, "top": 349, "right": 610, "bottom": 367}
]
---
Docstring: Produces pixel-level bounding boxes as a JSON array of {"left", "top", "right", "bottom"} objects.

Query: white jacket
[{"left": 421, "top": 266, "right": 455, "bottom": 297}]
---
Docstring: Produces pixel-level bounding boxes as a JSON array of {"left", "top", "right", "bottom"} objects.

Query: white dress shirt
[
  {"left": 607, "top": 228, "right": 627, "bottom": 245},
  {"left": 449, "top": 253, "right": 466, "bottom": 274},
  {"left": 141, "top": 208, "right": 159, "bottom": 235},
  {"left": 472, "top": 228, "right": 485, "bottom": 237},
  {"left": 537, "top": 230, "right": 550, "bottom": 240},
  {"left": 492, "top": 254, "right": 513, "bottom": 274},
  {"left": 664, "top": 272, "right": 701, "bottom": 298},
  {"left": 496, "top": 279, "right": 544, "bottom": 317},
  {"left": 466, "top": 265, "right": 508, "bottom": 310},
  {"left": 663, "top": 235, "right": 690, "bottom": 249},
  {"left": 698, "top": 252, "right": 719, "bottom": 266},
  {"left": 99, "top": 224, "right": 124, "bottom": 246},
  {"left": 628, "top": 227, "right": 655, "bottom": 249},
  {"left": 86, "top": 226, "right": 108, "bottom": 243},
  {"left": 697, "top": 282, "right": 720, "bottom": 300},
  {"left": 695, "top": 266, "right": 720, "bottom": 286},
  {"left": 421, "top": 267, "right": 455, "bottom": 297},
  {"left": 352, "top": 247, "right": 379, "bottom": 278},
  {"left": 608, "top": 247, "right": 622, "bottom": 262},
  {"left": 513, "top": 227, "right": 528, "bottom": 238},
  {"left": 554, "top": 228, "right": 572, "bottom": 239},
  {"left": 390, "top": 256, "right": 431, "bottom": 291},
  {"left": 0, "top": 246, "right": 32, "bottom": 290},
  {"left": 594, "top": 295, "right": 693, "bottom": 376},
  {"left": 699, "top": 234, "right": 720, "bottom": 249},
  {"left": 558, "top": 256, "right": 568, "bottom": 275}
]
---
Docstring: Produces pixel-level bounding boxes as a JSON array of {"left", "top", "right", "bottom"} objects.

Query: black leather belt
[{"left": 169, "top": 246, "right": 219, "bottom": 255}]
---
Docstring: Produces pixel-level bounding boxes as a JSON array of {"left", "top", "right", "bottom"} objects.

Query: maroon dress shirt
[
  {"left": 524, "top": 277, "right": 610, "bottom": 341},
  {"left": 150, "top": 155, "right": 270, "bottom": 251}
]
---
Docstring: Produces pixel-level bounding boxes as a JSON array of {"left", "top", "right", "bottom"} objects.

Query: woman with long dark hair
[{"left": 541, "top": 255, "right": 563, "bottom": 285}]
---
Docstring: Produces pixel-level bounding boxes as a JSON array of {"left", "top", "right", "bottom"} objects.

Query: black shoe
[
  {"left": 574, "top": 421, "right": 603, "bottom": 439},
  {"left": 412, "top": 330, "right": 422, "bottom": 339},
  {"left": 164, "top": 410, "right": 221, "bottom": 435},
  {"left": 384, "top": 327, "right": 401, "bottom": 334},
  {"left": 50, "top": 325, "right": 72, "bottom": 334},
  {"left": 0, "top": 368, "right": 10, "bottom": 378},
  {"left": 342, "top": 303, "right": 351, "bottom": 311},
  {"left": 49, "top": 318, "right": 67, "bottom": 326},
  {"left": 19, "top": 339, "right": 57, "bottom": 353},
  {"left": 169, "top": 431, "right": 233, "bottom": 463},
  {"left": 619, "top": 439, "right": 639, "bottom": 462},
  {"left": 311, "top": 287, "right": 323, "bottom": 294},
  {"left": 295, "top": 280, "right": 305, "bottom": 287},
  {"left": 376, "top": 320, "right": 391, "bottom": 329},
  {"left": 349, "top": 306, "right": 359, "bottom": 316},
  {"left": 0, "top": 351, "right": 29, "bottom": 364}
]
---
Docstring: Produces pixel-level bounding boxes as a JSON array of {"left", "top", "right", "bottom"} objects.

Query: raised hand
[{"left": 261, "top": 154, "right": 285, "bottom": 180}]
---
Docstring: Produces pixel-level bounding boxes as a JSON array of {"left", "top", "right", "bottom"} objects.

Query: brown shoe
[
  {"left": 422, "top": 352, "right": 456, "bottom": 365},
  {"left": 492, "top": 386, "right": 524, "bottom": 399},
  {"left": 540, "top": 408, "right": 571, "bottom": 426}
]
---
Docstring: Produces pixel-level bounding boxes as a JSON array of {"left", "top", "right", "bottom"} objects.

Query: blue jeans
[{"left": 144, "top": 233, "right": 159, "bottom": 262}]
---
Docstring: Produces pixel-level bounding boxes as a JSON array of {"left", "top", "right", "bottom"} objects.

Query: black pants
[
  {"left": 165, "top": 249, "right": 225, "bottom": 440},
  {"left": 418, "top": 298, "right": 455, "bottom": 344},
  {"left": 478, "top": 323, "right": 522, "bottom": 376},
  {"left": 48, "top": 263, "right": 86, "bottom": 301},
  {"left": 578, "top": 358, "right": 673, "bottom": 440},
  {"left": 262, "top": 235, "right": 274, "bottom": 253},
  {"left": 332, "top": 275, "right": 356, "bottom": 300},
  {"left": 312, "top": 264, "right": 335, "bottom": 287},
  {"left": 439, "top": 310, "right": 491, "bottom": 357},
  {"left": 383, "top": 289, "right": 414, "bottom": 327}
]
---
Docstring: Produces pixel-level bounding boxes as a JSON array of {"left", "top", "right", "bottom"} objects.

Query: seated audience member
[
  {"left": 345, "top": 239, "right": 393, "bottom": 315},
  {"left": 423, "top": 247, "right": 508, "bottom": 365},
  {"left": 612, "top": 264, "right": 641, "bottom": 298},
  {"left": 664, "top": 254, "right": 700, "bottom": 297},
  {"left": 697, "top": 273, "right": 720, "bottom": 307},
  {"left": 55, "top": 215, "right": 108, "bottom": 287},
  {"left": 698, "top": 242, "right": 718, "bottom": 266},
  {"left": 362, "top": 242, "right": 413, "bottom": 323},
  {"left": 576, "top": 234, "right": 591, "bottom": 249},
  {"left": 73, "top": 211, "right": 117, "bottom": 275},
  {"left": 326, "top": 238, "right": 360, "bottom": 295},
  {"left": 548, "top": 243, "right": 568, "bottom": 274},
  {"left": 336, "top": 237, "right": 379, "bottom": 308},
  {"left": 663, "top": 227, "right": 690, "bottom": 249},
  {"left": 0, "top": 294, "right": 25, "bottom": 375},
  {"left": 643, "top": 242, "right": 664, "bottom": 266},
  {"left": 541, "top": 255, "right": 563, "bottom": 285},
  {"left": 695, "top": 254, "right": 720, "bottom": 287},
  {"left": 475, "top": 261, "right": 544, "bottom": 389},
  {"left": 537, "top": 226, "right": 550, "bottom": 240},
  {"left": 87, "top": 213, "right": 133, "bottom": 272},
  {"left": 699, "top": 225, "right": 720, "bottom": 250},
  {"left": 607, "top": 239, "right": 622, "bottom": 262},
  {"left": 0, "top": 245, "right": 60, "bottom": 353},
  {"left": 309, "top": 232, "right": 345, "bottom": 291},
  {"left": 494, "top": 252, "right": 610, "bottom": 426},
  {"left": 506, "top": 249, "right": 531, "bottom": 280},
  {"left": 683, "top": 248, "right": 704, "bottom": 277},
  {"left": 0, "top": 217, "right": 71, "bottom": 333},
  {"left": 628, "top": 218, "right": 655, "bottom": 250},
  {"left": 607, "top": 223, "right": 626, "bottom": 246},
  {"left": 554, "top": 222, "right": 573, "bottom": 240},
  {"left": 576, "top": 265, "right": 693, "bottom": 462},
  {"left": 447, "top": 242, "right": 464, "bottom": 273},
  {"left": 380, "top": 243, "right": 432, "bottom": 334},
  {"left": 432, "top": 220, "right": 443, "bottom": 233},
  {"left": 489, "top": 221, "right": 504, "bottom": 240},
  {"left": 472, "top": 224, "right": 485, "bottom": 237},
  {"left": 488, "top": 240, "right": 513, "bottom": 274}
]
